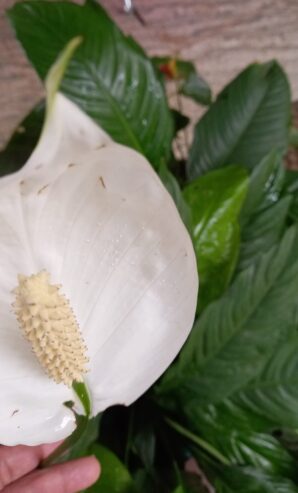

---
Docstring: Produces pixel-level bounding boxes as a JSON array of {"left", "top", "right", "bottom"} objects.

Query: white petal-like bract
[{"left": 0, "top": 94, "right": 198, "bottom": 445}]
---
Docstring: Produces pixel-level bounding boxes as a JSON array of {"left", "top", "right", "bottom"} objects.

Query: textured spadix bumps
[
  {"left": 13, "top": 271, "right": 88, "bottom": 387},
  {"left": 0, "top": 78, "right": 197, "bottom": 445}
]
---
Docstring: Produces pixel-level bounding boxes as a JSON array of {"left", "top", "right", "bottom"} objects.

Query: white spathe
[{"left": 0, "top": 94, "right": 198, "bottom": 446}]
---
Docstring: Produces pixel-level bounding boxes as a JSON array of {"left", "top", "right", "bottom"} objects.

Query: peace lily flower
[{"left": 0, "top": 39, "right": 198, "bottom": 446}]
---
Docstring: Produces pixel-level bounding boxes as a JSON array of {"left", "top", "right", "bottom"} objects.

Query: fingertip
[
  {"left": 76, "top": 455, "right": 101, "bottom": 487},
  {"left": 88, "top": 455, "right": 101, "bottom": 481}
]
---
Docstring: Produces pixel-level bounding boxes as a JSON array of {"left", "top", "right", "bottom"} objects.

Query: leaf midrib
[
  {"left": 222, "top": 74, "right": 271, "bottom": 165},
  {"left": 192, "top": 65, "right": 279, "bottom": 175},
  {"left": 73, "top": 59, "right": 144, "bottom": 154},
  {"left": 14, "top": 3, "right": 153, "bottom": 159}
]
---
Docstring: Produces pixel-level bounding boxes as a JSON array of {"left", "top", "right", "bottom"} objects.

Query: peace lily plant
[{"left": 0, "top": 38, "right": 198, "bottom": 447}]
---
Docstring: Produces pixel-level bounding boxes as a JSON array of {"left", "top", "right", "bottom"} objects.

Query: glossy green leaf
[
  {"left": 238, "top": 196, "right": 291, "bottom": 272},
  {"left": 8, "top": 0, "right": 173, "bottom": 167},
  {"left": 183, "top": 404, "right": 296, "bottom": 478},
  {"left": 87, "top": 444, "right": 137, "bottom": 493},
  {"left": 159, "top": 225, "right": 298, "bottom": 419},
  {"left": 188, "top": 62, "right": 291, "bottom": 179},
  {"left": 183, "top": 165, "right": 248, "bottom": 309},
  {"left": 240, "top": 151, "right": 285, "bottom": 226},
  {"left": 0, "top": 102, "right": 44, "bottom": 177},
  {"left": 237, "top": 152, "right": 289, "bottom": 271},
  {"left": 206, "top": 461, "right": 298, "bottom": 493},
  {"left": 153, "top": 57, "right": 212, "bottom": 106}
]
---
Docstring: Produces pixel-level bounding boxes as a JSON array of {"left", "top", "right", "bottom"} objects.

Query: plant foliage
[{"left": 3, "top": 1, "right": 298, "bottom": 491}]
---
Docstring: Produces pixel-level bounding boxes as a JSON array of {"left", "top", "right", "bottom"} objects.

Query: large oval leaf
[
  {"left": 237, "top": 152, "right": 290, "bottom": 272},
  {"left": 183, "top": 165, "right": 248, "bottom": 310},
  {"left": 187, "top": 62, "right": 291, "bottom": 179},
  {"left": 8, "top": 0, "right": 173, "bottom": 167},
  {"left": 202, "top": 458, "right": 298, "bottom": 493},
  {"left": 159, "top": 225, "right": 298, "bottom": 423},
  {"left": 87, "top": 444, "right": 137, "bottom": 493}
]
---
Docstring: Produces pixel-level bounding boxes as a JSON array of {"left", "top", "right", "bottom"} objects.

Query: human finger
[
  {"left": 0, "top": 441, "right": 61, "bottom": 490},
  {"left": 3, "top": 455, "right": 100, "bottom": 493}
]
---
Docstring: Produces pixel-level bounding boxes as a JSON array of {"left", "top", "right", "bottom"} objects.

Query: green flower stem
[
  {"left": 73, "top": 381, "right": 91, "bottom": 418},
  {"left": 165, "top": 417, "right": 231, "bottom": 466},
  {"left": 41, "top": 381, "right": 91, "bottom": 468},
  {"left": 41, "top": 414, "right": 88, "bottom": 467}
]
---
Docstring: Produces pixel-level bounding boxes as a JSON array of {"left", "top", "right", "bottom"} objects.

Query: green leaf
[
  {"left": 205, "top": 460, "right": 298, "bottom": 493},
  {"left": 187, "top": 62, "right": 291, "bottom": 179},
  {"left": 181, "top": 71, "right": 212, "bottom": 106},
  {"left": 133, "top": 469, "right": 156, "bottom": 493},
  {"left": 132, "top": 428, "right": 156, "bottom": 472},
  {"left": 0, "top": 102, "right": 44, "bottom": 177},
  {"left": 61, "top": 414, "right": 101, "bottom": 461},
  {"left": 87, "top": 444, "right": 137, "bottom": 493},
  {"left": 172, "top": 486, "right": 185, "bottom": 493},
  {"left": 8, "top": 0, "right": 173, "bottom": 167},
  {"left": 152, "top": 57, "right": 212, "bottom": 106},
  {"left": 284, "top": 170, "right": 298, "bottom": 221},
  {"left": 240, "top": 151, "right": 285, "bottom": 226},
  {"left": 159, "top": 225, "right": 298, "bottom": 418},
  {"left": 289, "top": 127, "right": 298, "bottom": 148},
  {"left": 73, "top": 381, "right": 91, "bottom": 418},
  {"left": 277, "top": 429, "right": 298, "bottom": 462},
  {"left": 158, "top": 161, "right": 192, "bottom": 231},
  {"left": 42, "top": 412, "right": 101, "bottom": 466},
  {"left": 237, "top": 152, "right": 289, "bottom": 272},
  {"left": 183, "top": 165, "right": 248, "bottom": 309},
  {"left": 184, "top": 405, "right": 296, "bottom": 478},
  {"left": 284, "top": 170, "right": 298, "bottom": 194},
  {"left": 238, "top": 196, "right": 291, "bottom": 272},
  {"left": 165, "top": 417, "right": 230, "bottom": 466}
]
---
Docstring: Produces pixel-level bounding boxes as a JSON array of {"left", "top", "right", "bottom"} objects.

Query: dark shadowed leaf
[
  {"left": 204, "top": 459, "right": 298, "bottom": 493},
  {"left": 0, "top": 102, "right": 44, "bottom": 176},
  {"left": 171, "top": 109, "right": 190, "bottom": 134},
  {"left": 284, "top": 170, "right": 298, "bottom": 221},
  {"left": 159, "top": 161, "right": 192, "bottom": 231},
  {"left": 184, "top": 404, "right": 296, "bottom": 478}
]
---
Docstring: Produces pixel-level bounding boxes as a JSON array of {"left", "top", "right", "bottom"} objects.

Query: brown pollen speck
[
  {"left": 99, "top": 176, "right": 106, "bottom": 189},
  {"left": 38, "top": 184, "right": 49, "bottom": 195}
]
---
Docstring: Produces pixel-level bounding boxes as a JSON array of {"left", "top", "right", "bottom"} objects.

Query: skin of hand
[{"left": 0, "top": 442, "right": 100, "bottom": 493}]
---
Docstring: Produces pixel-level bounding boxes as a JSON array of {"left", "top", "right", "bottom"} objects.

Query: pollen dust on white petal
[{"left": 12, "top": 270, "right": 89, "bottom": 387}]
